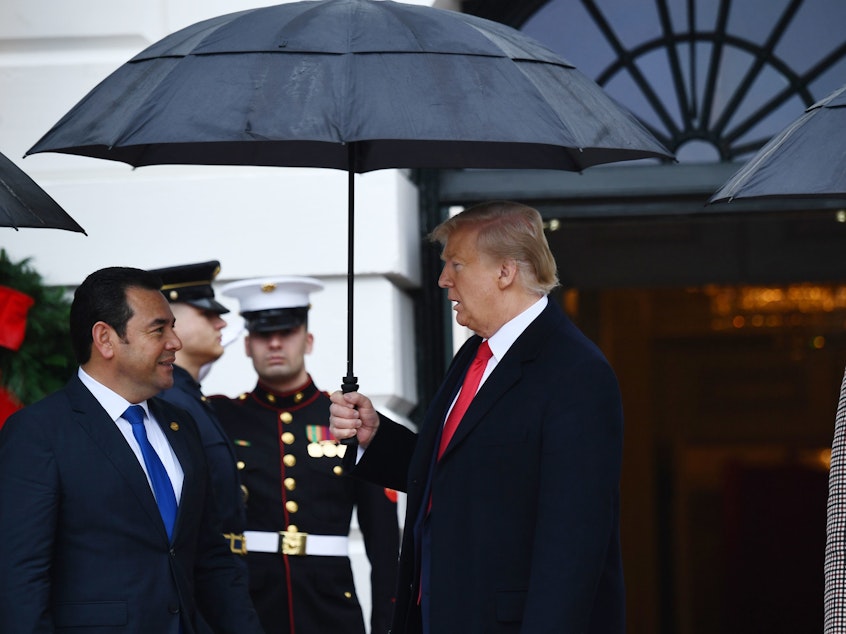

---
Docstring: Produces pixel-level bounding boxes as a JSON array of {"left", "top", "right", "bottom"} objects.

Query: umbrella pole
[
  {"left": 342, "top": 157, "right": 358, "bottom": 393},
  {"left": 340, "top": 147, "right": 359, "bottom": 446}
]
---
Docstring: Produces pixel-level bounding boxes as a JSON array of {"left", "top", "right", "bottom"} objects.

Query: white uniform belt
[{"left": 244, "top": 530, "right": 348, "bottom": 556}]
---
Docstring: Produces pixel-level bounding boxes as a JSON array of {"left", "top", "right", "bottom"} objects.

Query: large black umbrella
[
  {"left": 0, "top": 150, "right": 86, "bottom": 234},
  {"left": 710, "top": 82, "right": 846, "bottom": 203},
  {"left": 27, "top": 0, "right": 672, "bottom": 393}
]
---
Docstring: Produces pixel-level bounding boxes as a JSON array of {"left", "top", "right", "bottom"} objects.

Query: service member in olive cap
[
  {"left": 209, "top": 276, "right": 399, "bottom": 634},
  {"left": 150, "top": 260, "right": 249, "bottom": 564}
]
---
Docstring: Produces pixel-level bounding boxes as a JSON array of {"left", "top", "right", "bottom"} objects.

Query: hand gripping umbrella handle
[{"left": 339, "top": 374, "right": 359, "bottom": 447}]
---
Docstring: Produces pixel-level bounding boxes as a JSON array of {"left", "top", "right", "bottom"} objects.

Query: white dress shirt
[
  {"left": 355, "top": 295, "right": 549, "bottom": 463},
  {"left": 444, "top": 294, "right": 548, "bottom": 418},
  {"left": 78, "top": 368, "right": 184, "bottom": 502}
]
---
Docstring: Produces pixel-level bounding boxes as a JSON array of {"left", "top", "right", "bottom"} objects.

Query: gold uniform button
[
  {"left": 285, "top": 501, "right": 299, "bottom": 513},
  {"left": 287, "top": 525, "right": 298, "bottom": 533},
  {"left": 333, "top": 466, "right": 343, "bottom": 475},
  {"left": 169, "top": 422, "right": 179, "bottom": 431},
  {"left": 344, "top": 592, "right": 352, "bottom": 599},
  {"left": 283, "top": 454, "right": 296, "bottom": 467},
  {"left": 237, "top": 461, "right": 245, "bottom": 470},
  {"left": 238, "top": 393, "right": 248, "bottom": 400},
  {"left": 281, "top": 432, "right": 295, "bottom": 445},
  {"left": 284, "top": 477, "right": 296, "bottom": 491},
  {"left": 267, "top": 394, "right": 276, "bottom": 403},
  {"left": 280, "top": 412, "right": 293, "bottom": 423},
  {"left": 294, "top": 392, "right": 304, "bottom": 403}
]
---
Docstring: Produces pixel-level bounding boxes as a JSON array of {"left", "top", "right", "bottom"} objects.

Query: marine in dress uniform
[
  {"left": 151, "top": 261, "right": 248, "bottom": 559},
  {"left": 210, "top": 277, "right": 400, "bottom": 634}
]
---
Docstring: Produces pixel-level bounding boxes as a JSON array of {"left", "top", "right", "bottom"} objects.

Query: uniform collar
[
  {"left": 172, "top": 364, "right": 200, "bottom": 389},
  {"left": 252, "top": 375, "right": 321, "bottom": 410}
]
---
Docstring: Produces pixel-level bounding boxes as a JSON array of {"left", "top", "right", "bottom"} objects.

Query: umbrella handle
[{"left": 339, "top": 375, "right": 359, "bottom": 447}]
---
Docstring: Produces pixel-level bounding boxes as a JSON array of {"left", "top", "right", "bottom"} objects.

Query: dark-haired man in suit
[
  {"left": 0, "top": 266, "right": 263, "bottom": 634},
  {"left": 330, "top": 201, "right": 625, "bottom": 634}
]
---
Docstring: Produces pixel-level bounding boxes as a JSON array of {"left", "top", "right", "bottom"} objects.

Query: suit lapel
[
  {"left": 66, "top": 377, "right": 169, "bottom": 539},
  {"left": 148, "top": 397, "right": 196, "bottom": 539},
  {"left": 406, "top": 339, "right": 477, "bottom": 497},
  {"left": 420, "top": 340, "right": 477, "bottom": 455},
  {"left": 438, "top": 302, "right": 560, "bottom": 460}
]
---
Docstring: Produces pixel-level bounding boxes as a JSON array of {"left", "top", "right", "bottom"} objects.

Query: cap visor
[{"left": 187, "top": 298, "right": 230, "bottom": 314}]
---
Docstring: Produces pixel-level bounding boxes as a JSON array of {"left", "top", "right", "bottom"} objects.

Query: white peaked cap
[{"left": 221, "top": 276, "right": 324, "bottom": 313}]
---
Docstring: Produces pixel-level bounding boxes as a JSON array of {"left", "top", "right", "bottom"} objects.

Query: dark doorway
[{"left": 570, "top": 285, "right": 840, "bottom": 633}]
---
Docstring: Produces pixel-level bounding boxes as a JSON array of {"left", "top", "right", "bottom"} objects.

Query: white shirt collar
[
  {"left": 77, "top": 367, "right": 150, "bottom": 422},
  {"left": 485, "top": 295, "right": 547, "bottom": 362}
]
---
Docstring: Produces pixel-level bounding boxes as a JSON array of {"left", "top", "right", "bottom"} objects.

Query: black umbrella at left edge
[{"left": 0, "top": 150, "right": 86, "bottom": 234}]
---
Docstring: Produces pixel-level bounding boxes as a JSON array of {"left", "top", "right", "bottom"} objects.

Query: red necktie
[{"left": 437, "top": 341, "right": 492, "bottom": 459}]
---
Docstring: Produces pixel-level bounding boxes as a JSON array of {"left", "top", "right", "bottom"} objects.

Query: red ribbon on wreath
[{"left": 0, "top": 285, "right": 35, "bottom": 428}]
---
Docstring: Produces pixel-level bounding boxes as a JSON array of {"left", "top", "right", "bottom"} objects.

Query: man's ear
[
  {"left": 91, "top": 321, "right": 116, "bottom": 360},
  {"left": 497, "top": 259, "right": 518, "bottom": 289}
]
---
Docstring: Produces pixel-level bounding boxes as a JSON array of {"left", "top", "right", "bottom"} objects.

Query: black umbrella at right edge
[{"left": 710, "top": 83, "right": 846, "bottom": 203}]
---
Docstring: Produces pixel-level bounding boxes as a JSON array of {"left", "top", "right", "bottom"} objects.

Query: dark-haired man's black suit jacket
[
  {"left": 0, "top": 375, "right": 263, "bottom": 634},
  {"left": 351, "top": 300, "right": 625, "bottom": 634}
]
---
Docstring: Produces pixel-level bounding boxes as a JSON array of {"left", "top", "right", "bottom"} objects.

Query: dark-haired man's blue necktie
[{"left": 124, "top": 405, "right": 178, "bottom": 540}]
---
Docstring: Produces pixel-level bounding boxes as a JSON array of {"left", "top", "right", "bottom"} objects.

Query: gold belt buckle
[
  {"left": 280, "top": 530, "right": 307, "bottom": 555},
  {"left": 223, "top": 532, "right": 247, "bottom": 555}
]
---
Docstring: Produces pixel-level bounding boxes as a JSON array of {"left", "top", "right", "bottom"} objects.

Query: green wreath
[{"left": 0, "top": 249, "right": 75, "bottom": 405}]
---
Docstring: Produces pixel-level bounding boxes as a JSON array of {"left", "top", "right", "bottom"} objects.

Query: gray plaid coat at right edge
[{"left": 826, "top": 368, "right": 846, "bottom": 632}]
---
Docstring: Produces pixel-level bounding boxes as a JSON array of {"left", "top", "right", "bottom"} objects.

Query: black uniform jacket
[{"left": 211, "top": 376, "right": 400, "bottom": 634}]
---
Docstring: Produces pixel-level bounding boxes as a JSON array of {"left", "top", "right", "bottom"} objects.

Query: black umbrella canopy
[
  {"left": 0, "top": 150, "right": 86, "bottom": 234},
  {"left": 26, "top": 0, "right": 672, "bottom": 396},
  {"left": 710, "top": 83, "right": 846, "bottom": 203},
  {"left": 27, "top": 0, "right": 671, "bottom": 171}
]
